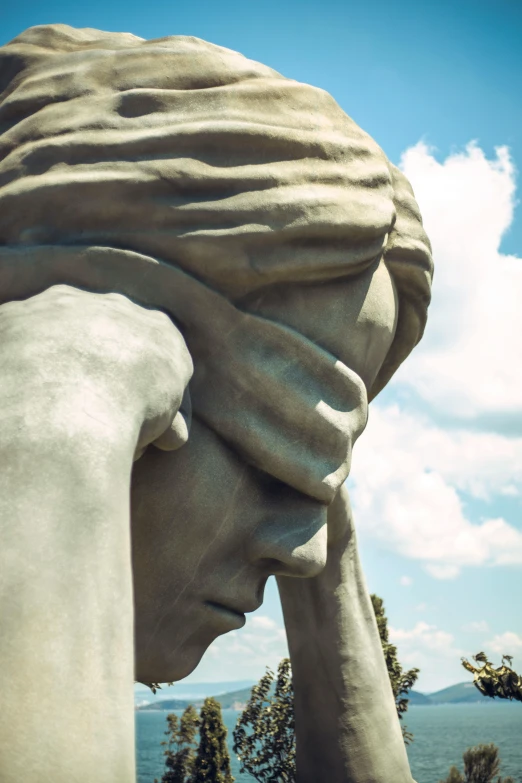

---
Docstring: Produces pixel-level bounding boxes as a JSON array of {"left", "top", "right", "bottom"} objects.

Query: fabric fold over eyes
[
  {"left": 0, "top": 27, "right": 433, "bottom": 402},
  {"left": 0, "top": 26, "right": 433, "bottom": 499},
  {"left": 0, "top": 244, "right": 367, "bottom": 503}
]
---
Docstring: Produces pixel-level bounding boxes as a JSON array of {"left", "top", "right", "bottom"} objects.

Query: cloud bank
[
  {"left": 196, "top": 615, "right": 289, "bottom": 681},
  {"left": 350, "top": 141, "right": 522, "bottom": 579},
  {"left": 388, "top": 620, "right": 465, "bottom": 693},
  {"left": 350, "top": 404, "right": 522, "bottom": 577},
  {"left": 396, "top": 141, "right": 521, "bottom": 421}
]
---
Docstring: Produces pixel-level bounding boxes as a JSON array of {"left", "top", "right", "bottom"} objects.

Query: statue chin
[
  {"left": 133, "top": 605, "right": 214, "bottom": 685},
  {"left": 134, "top": 645, "right": 205, "bottom": 685},
  {"left": 133, "top": 601, "right": 232, "bottom": 684}
]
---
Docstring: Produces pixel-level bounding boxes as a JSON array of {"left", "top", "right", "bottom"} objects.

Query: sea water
[{"left": 136, "top": 702, "right": 522, "bottom": 783}]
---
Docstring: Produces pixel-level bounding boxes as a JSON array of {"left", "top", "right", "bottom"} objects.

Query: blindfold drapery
[{"left": 0, "top": 25, "right": 433, "bottom": 501}]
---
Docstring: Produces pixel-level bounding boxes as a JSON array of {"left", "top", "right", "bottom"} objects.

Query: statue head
[{"left": 0, "top": 25, "right": 433, "bottom": 681}]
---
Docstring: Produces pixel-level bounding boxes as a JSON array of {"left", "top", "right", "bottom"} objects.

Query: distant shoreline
[
  {"left": 136, "top": 680, "right": 518, "bottom": 712},
  {"left": 137, "top": 701, "right": 521, "bottom": 714}
]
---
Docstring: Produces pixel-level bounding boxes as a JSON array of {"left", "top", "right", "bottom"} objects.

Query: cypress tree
[
  {"left": 155, "top": 705, "right": 200, "bottom": 783},
  {"left": 233, "top": 658, "right": 295, "bottom": 783},
  {"left": 192, "top": 697, "right": 234, "bottom": 783}
]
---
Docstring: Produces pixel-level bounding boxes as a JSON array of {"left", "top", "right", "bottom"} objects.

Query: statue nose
[{"left": 248, "top": 505, "right": 328, "bottom": 579}]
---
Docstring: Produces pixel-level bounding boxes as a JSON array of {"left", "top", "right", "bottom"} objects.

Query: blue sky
[{"left": 3, "top": 0, "right": 521, "bottom": 693}]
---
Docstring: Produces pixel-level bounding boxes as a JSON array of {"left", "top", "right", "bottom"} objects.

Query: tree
[
  {"left": 370, "top": 594, "right": 420, "bottom": 743},
  {"left": 461, "top": 653, "right": 522, "bottom": 702},
  {"left": 154, "top": 705, "right": 200, "bottom": 783},
  {"left": 233, "top": 658, "right": 295, "bottom": 782},
  {"left": 438, "top": 743, "right": 515, "bottom": 783},
  {"left": 443, "top": 767, "right": 468, "bottom": 783},
  {"left": 192, "top": 697, "right": 234, "bottom": 783}
]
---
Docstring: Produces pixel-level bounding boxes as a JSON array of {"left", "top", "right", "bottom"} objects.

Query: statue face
[
  {"left": 131, "top": 420, "right": 329, "bottom": 682},
  {"left": 131, "top": 259, "right": 398, "bottom": 682}
]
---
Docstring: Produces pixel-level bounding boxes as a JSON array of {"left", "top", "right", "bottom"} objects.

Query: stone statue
[{"left": 0, "top": 24, "right": 433, "bottom": 783}]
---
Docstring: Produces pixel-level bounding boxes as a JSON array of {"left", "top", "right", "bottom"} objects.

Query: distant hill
[
  {"left": 406, "top": 690, "right": 432, "bottom": 705},
  {"left": 138, "top": 698, "right": 192, "bottom": 711},
  {"left": 215, "top": 685, "right": 263, "bottom": 709},
  {"left": 139, "top": 676, "right": 505, "bottom": 711},
  {"left": 427, "top": 681, "right": 492, "bottom": 704},
  {"left": 138, "top": 680, "right": 509, "bottom": 712},
  {"left": 213, "top": 687, "right": 434, "bottom": 708},
  {"left": 137, "top": 685, "right": 260, "bottom": 712},
  {"left": 137, "top": 685, "right": 434, "bottom": 711},
  {"left": 134, "top": 680, "right": 255, "bottom": 703}
]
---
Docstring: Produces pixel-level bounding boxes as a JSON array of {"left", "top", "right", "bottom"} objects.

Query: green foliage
[
  {"left": 463, "top": 744, "right": 500, "bottom": 783},
  {"left": 233, "top": 658, "right": 295, "bottom": 783},
  {"left": 192, "top": 697, "right": 234, "bottom": 783},
  {"left": 462, "top": 653, "right": 522, "bottom": 702},
  {"left": 438, "top": 743, "right": 515, "bottom": 783},
  {"left": 370, "top": 594, "right": 420, "bottom": 744},
  {"left": 154, "top": 706, "right": 200, "bottom": 783},
  {"left": 442, "top": 766, "right": 465, "bottom": 783}
]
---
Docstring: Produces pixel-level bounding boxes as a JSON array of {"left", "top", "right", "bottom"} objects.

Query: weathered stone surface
[{"left": 0, "top": 24, "right": 432, "bottom": 783}]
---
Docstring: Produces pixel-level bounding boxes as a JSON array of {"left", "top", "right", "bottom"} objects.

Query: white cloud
[
  {"left": 350, "top": 404, "right": 522, "bottom": 577},
  {"left": 349, "top": 142, "right": 522, "bottom": 577},
  {"left": 389, "top": 621, "right": 466, "bottom": 692},
  {"left": 400, "top": 575, "right": 413, "bottom": 586},
  {"left": 500, "top": 485, "right": 519, "bottom": 497},
  {"left": 424, "top": 564, "right": 461, "bottom": 580},
  {"left": 393, "top": 141, "right": 521, "bottom": 420},
  {"left": 249, "top": 615, "right": 278, "bottom": 630},
  {"left": 390, "top": 621, "right": 462, "bottom": 659},
  {"left": 485, "top": 631, "right": 522, "bottom": 659},
  {"left": 193, "top": 614, "right": 288, "bottom": 681},
  {"left": 461, "top": 620, "right": 489, "bottom": 633}
]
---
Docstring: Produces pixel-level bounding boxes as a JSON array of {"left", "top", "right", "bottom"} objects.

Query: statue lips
[{"left": 204, "top": 600, "right": 260, "bottom": 630}]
